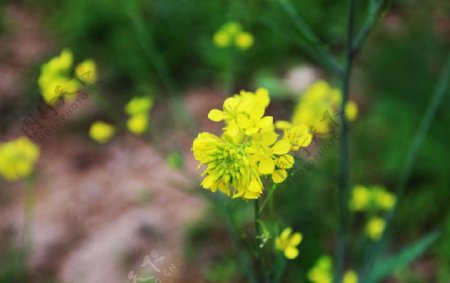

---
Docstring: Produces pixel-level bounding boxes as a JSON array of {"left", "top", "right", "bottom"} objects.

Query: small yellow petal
[{"left": 284, "top": 246, "right": 299, "bottom": 259}]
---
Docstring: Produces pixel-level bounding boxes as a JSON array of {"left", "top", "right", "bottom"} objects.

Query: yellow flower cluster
[
  {"left": 89, "top": 121, "right": 116, "bottom": 144},
  {"left": 0, "top": 137, "right": 40, "bottom": 181},
  {"left": 275, "top": 227, "right": 303, "bottom": 259},
  {"left": 125, "top": 96, "right": 153, "bottom": 135},
  {"left": 349, "top": 185, "right": 395, "bottom": 240},
  {"left": 349, "top": 185, "right": 396, "bottom": 212},
  {"left": 192, "top": 88, "right": 312, "bottom": 199},
  {"left": 277, "top": 80, "right": 358, "bottom": 135},
  {"left": 38, "top": 49, "right": 97, "bottom": 105},
  {"left": 213, "top": 22, "right": 254, "bottom": 50},
  {"left": 308, "top": 255, "right": 358, "bottom": 283}
]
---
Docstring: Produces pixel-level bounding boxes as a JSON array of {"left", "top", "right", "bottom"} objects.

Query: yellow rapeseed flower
[
  {"left": 38, "top": 49, "right": 80, "bottom": 105},
  {"left": 275, "top": 227, "right": 303, "bottom": 259},
  {"left": 125, "top": 96, "right": 153, "bottom": 135},
  {"left": 89, "top": 121, "right": 116, "bottom": 143},
  {"left": 308, "top": 255, "right": 333, "bottom": 283},
  {"left": 343, "top": 270, "right": 359, "bottom": 283},
  {"left": 213, "top": 21, "right": 254, "bottom": 50},
  {"left": 76, "top": 59, "right": 97, "bottom": 84},
  {"left": 194, "top": 88, "right": 311, "bottom": 199},
  {"left": 349, "top": 185, "right": 370, "bottom": 211},
  {"left": 366, "top": 216, "right": 385, "bottom": 241},
  {"left": 127, "top": 114, "right": 149, "bottom": 135},
  {"left": 349, "top": 185, "right": 396, "bottom": 212},
  {"left": 0, "top": 137, "right": 40, "bottom": 181},
  {"left": 285, "top": 80, "right": 358, "bottom": 135},
  {"left": 308, "top": 255, "right": 359, "bottom": 283},
  {"left": 235, "top": 31, "right": 254, "bottom": 50}
]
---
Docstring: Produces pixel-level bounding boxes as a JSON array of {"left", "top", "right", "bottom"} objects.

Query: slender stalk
[
  {"left": 22, "top": 174, "right": 35, "bottom": 257},
  {"left": 359, "top": 53, "right": 450, "bottom": 282},
  {"left": 336, "top": 0, "right": 357, "bottom": 282},
  {"left": 254, "top": 199, "right": 269, "bottom": 283}
]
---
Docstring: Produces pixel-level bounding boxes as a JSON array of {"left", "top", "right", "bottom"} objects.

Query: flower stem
[
  {"left": 336, "top": 0, "right": 357, "bottom": 282},
  {"left": 254, "top": 199, "right": 269, "bottom": 283}
]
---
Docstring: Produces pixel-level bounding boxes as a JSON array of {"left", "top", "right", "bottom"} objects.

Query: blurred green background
[{"left": 0, "top": 0, "right": 449, "bottom": 282}]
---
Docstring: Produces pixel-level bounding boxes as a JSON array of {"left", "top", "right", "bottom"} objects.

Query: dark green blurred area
[{"left": 1, "top": 0, "right": 449, "bottom": 282}]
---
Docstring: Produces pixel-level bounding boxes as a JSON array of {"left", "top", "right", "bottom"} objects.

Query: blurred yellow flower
[
  {"left": 213, "top": 21, "right": 254, "bottom": 50},
  {"left": 89, "top": 121, "right": 116, "bottom": 144},
  {"left": 349, "top": 185, "right": 396, "bottom": 212},
  {"left": 308, "top": 255, "right": 333, "bottom": 283},
  {"left": 125, "top": 96, "right": 153, "bottom": 135},
  {"left": 38, "top": 49, "right": 80, "bottom": 105},
  {"left": 345, "top": 100, "right": 358, "bottom": 122},
  {"left": 76, "top": 59, "right": 97, "bottom": 84},
  {"left": 275, "top": 227, "right": 303, "bottom": 259},
  {"left": 366, "top": 216, "right": 385, "bottom": 241},
  {"left": 0, "top": 137, "right": 40, "bottom": 181},
  {"left": 235, "top": 32, "right": 254, "bottom": 50},
  {"left": 127, "top": 114, "right": 149, "bottom": 135},
  {"left": 349, "top": 185, "right": 370, "bottom": 211},
  {"left": 343, "top": 270, "right": 359, "bottom": 283},
  {"left": 283, "top": 80, "right": 358, "bottom": 135},
  {"left": 308, "top": 255, "right": 358, "bottom": 283}
]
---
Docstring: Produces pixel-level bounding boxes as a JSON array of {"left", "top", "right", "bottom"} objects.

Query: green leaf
[{"left": 365, "top": 230, "right": 440, "bottom": 283}]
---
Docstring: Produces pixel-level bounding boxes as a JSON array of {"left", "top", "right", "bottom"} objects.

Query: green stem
[
  {"left": 254, "top": 199, "right": 269, "bottom": 283},
  {"left": 359, "top": 53, "right": 450, "bottom": 282},
  {"left": 336, "top": 0, "right": 357, "bottom": 282},
  {"left": 22, "top": 174, "right": 35, "bottom": 256}
]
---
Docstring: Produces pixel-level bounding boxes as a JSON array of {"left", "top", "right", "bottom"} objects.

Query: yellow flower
[
  {"left": 372, "top": 186, "right": 396, "bottom": 211},
  {"left": 345, "top": 101, "right": 358, "bottom": 122},
  {"left": 38, "top": 49, "right": 80, "bottom": 105},
  {"left": 76, "top": 59, "right": 97, "bottom": 84},
  {"left": 275, "top": 227, "right": 303, "bottom": 259},
  {"left": 308, "top": 256, "right": 358, "bottom": 283},
  {"left": 290, "top": 80, "right": 358, "bottom": 135},
  {"left": 343, "top": 270, "right": 358, "bottom": 283},
  {"left": 127, "top": 114, "right": 149, "bottom": 135},
  {"left": 349, "top": 185, "right": 396, "bottom": 212},
  {"left": 208, "top": 88, "right": 271, "bottom": 137},
  {"left": 308, "top": 255, "right": 333, "bottom": 283},
  {"left": 212, "top": 22, "right": 253, "bottom": 50},
  {"left": 0, "top": 137, "right": 40, "bottom": 181},
  {"left": 366, "top": 216, "right": 385, "bottom": 241},
  {"left": 89, "top": 121, "right": 115, "bottom": 143},
  {"left": 213, "top": 30, "right": 231, "bottom": 48},
  {"left": 125, "top": 96, "right": 153, "bottom": 116},
  {"left": 235, "top": 31, "right": 254, "bottom": 50},
  {"left": 349, "top": 185, "right": 370, "bottom": 211},
  {"left": 192, "top": 133, "right": 263, "bottom": 199}
]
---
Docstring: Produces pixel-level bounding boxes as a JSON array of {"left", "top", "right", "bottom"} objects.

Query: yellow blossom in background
[
  {"left": 235, "top": 31, "right": 254, "bottom": 50},
  {"left": 308, "top": 255, "right": 359, "bottom": 283},
  {"left": 193, "top": 88, "right": 311, "bottom": 199},
  {"left": 343, "top": 270, "right": 359, "bottom": 283},
  {"left": 38, "top": 49, "right": 80, "bottom": 105},
  {"left": 125, "top": 96, "right": 153, "bottom": 116},
  {"left": 75, "top": 59, "right": 97, "bottom": 84},
  {"left": 345, "top": 100, "right": 358, "bottom": 121},
  {"left": 0, "top": 137, "right": 40, "bottom": 181},
  {"left": 349, "top": 184, "right": 396, "bottom": 212},
  {"left": 366, "top": 216, "right": 386, "bottom": 241},
  {"left": 349, "top": 185, "right": 370, "bottom": 211},
  {"left": 127, "top": 114, "right": 149, "bottom": 135},
  {"left": 275, "top": 227, "right": 303, "bottom": 259},
  {"left": 89, "top": 121, "right": 116, "bottom": 144},
  {"left": 125, "top": 96, "right": 153, "bottom": 135},
  {"left": 213, "top": 21, "right": 254, "bottom": 50},
  {"left": 372, "top": 186, "right": 396, "bottom": 210},
  {"left": 308, "top": 255, "right": 333, "bottom": 283},
  {"left": 284, "top": 80, "right": 358, "bottom": 135}
]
